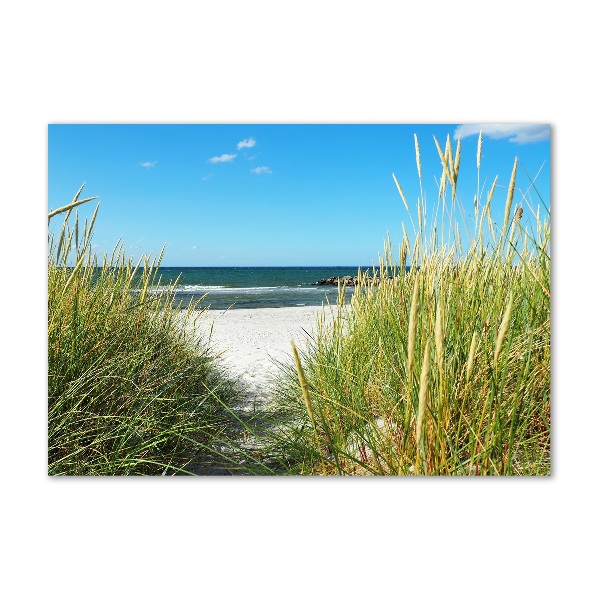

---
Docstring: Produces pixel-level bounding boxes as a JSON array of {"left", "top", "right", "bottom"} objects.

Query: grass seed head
[
  {"left": 466, "top": 331, "right": 478, "bottom": 383},
  {"left": 494, "top": 292, "right": 514, "bottom": 368},
  {"left": 415, "top": 339, "right": 431, "bottom": 451},
  {"left": 454, "top": 138, "right": 461, "bottom": 184},
  {"left": 502, "top": 157, "right": 519, "bottom": 240},
  {"left": 393, "top": 173, "right": 410, "bottom": 213},
  {"left": 434, "top": 135, "right": 453, "bottom": 188},
  {"left": 435, "top": 300, "right": 444, "bottom": 373},
  {"left": 414, "top": 133, "right": 422, "bottom": 180},
  {"left": 407, "top": 276, "right": 420, "bottom": 377},
  {"left": 291, "top": 340, "right": 316, "bottom": 427}
]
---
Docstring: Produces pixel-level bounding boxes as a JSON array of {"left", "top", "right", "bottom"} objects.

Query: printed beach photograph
[{"left": 48, "top": 123, "right": 550, "bottom": 476}]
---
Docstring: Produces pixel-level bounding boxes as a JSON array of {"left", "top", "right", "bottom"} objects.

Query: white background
[{"left": 2, "top": 1, "right": 597, "bottom": 598}]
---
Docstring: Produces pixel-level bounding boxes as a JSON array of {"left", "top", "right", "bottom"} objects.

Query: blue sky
[{"left": 48, "top": 124, "right": 550, "bottom": 267}]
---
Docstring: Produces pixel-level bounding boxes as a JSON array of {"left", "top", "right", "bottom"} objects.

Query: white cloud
[
  {"left": 453, "top": 124, "right": 550, "bottom": 144},
  {"left": 202, "top": 174, "right": 214, "bottom": 181},
  {"left": 237, "top": 137, "right": 256, "bottom": 150},
  {"left": 137, "top": 161, "right": 156, "bottom": 168},
  {"left": 250, "top": 166, "right": 272, "bottom": 174},
  {"left": 208, "top": 153, "right": 237, "bottom": 163}
]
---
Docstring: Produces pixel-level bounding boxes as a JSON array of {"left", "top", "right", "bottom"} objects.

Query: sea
[{"left": 149, "top": 266, "right": 373, "bottom": 310}]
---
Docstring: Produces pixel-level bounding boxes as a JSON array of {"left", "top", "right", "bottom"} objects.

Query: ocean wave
[
  {"left": 172, "top": 285, "right": 325, "bottom": 293},
  {"left": 179, "top": 284, "right": 227, "bottom": 291},
  {"left": 134, "top": 284, "right": 334, "bottom": 296}
]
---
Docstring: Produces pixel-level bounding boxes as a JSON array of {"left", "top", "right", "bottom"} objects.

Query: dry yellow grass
[{"left": 415, "top": 339, "right": 431, "bottom": 473}]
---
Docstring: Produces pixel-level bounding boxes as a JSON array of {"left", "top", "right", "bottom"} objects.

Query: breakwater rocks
[{"left": 314, "top": 275, "right": 387, "bottom": 286}]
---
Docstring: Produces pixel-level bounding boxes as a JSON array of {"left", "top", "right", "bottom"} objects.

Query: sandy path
[
  {"left": 180, "top": 306, "right": 339, "bottom": 474},
  {"left": 183, "top": 306, "right": 337, "bottom": 407}
]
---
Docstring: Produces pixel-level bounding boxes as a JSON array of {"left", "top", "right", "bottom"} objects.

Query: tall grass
[
  {"left": 269, "top": 133, "right": 550, "bottom": 475},
  {"left": 48, "top": 187, "right": 241, "bottom": 475}
]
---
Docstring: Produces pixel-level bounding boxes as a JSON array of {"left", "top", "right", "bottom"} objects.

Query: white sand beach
[{"left": 184, "top": 306, "right": 338, "bottom": 406}]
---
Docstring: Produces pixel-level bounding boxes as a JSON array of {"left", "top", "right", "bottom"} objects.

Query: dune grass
[
  {"left": 267, "top": 133, "right": 550, "bottom": 475},
  {"left": 48, "top": 187, "right": 242, "bottom": 475}
]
